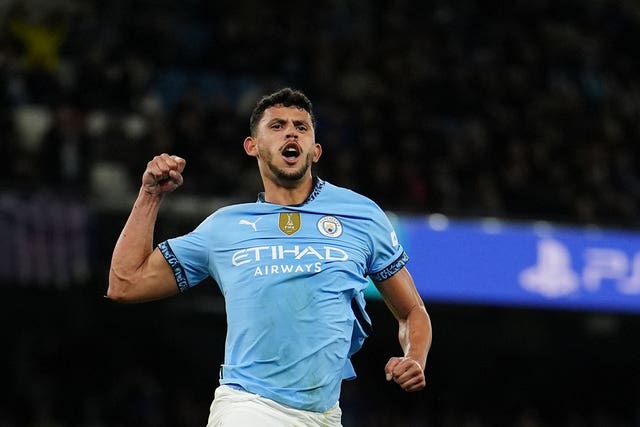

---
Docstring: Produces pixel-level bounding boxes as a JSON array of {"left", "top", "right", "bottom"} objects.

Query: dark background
[{"left": 2, "top": 0, "right": 640, "bottom": 425}]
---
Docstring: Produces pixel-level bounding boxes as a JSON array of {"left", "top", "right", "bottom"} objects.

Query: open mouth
[{"left": 282, "top": 142, "right": 301, "bottom": 162}]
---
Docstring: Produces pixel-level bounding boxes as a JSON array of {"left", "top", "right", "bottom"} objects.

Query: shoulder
[
  {"left": 319, "top": 180, "right": 385, "bottom": 216},
  {"left": 196, "top": 202, "right": 259, "bottom": 229},
  {"left": 212, "top": 202, "right": 258, "bottom": 217},
  {"left": 319, "top": 179, "right": 374, "bottom": 204}
]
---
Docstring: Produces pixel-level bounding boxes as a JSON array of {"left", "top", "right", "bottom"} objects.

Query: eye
[{"left": 271, "top": 123, "right": 283, "bottom": 130}]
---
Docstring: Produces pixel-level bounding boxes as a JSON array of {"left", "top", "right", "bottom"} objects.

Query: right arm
[{"left": 107, "top": 154, "right": 186, "bottom": 303}]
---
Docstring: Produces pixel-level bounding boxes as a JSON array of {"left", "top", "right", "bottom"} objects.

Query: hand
[
  {"left": 142, "top": 154, "right": 186, "bottom": 195},
  {"left": 385, "top": 356, "right": 426, "bottom": 392}
]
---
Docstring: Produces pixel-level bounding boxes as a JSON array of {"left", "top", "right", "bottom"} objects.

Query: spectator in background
[
  {"left": 7, "top": 5, "right": 67, "bottom": 105},
  {"left": 39, "top": 102, "right": 91, "bottom": 194}
]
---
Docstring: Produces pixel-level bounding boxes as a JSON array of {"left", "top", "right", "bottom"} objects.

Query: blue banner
[{"left": 367, "top": 214, "right": 640, "bottom": 313}]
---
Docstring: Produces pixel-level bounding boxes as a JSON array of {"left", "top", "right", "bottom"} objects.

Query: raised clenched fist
[{"left": 142, "top": 153, "right": 187, "bottom": 195}]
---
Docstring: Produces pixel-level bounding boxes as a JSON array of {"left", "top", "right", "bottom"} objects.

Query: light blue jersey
[{"left": 158, "top": 178, "right": 408, "bottom": 412}]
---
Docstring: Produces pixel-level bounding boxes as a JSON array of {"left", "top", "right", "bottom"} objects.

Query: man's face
[{"left": 244, "top": 105, "right": 322, "bottom": 186}]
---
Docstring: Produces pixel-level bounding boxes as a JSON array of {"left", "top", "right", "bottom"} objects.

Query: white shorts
[{"left": 206, "top": 385, "right": 343, "bottom": 427}]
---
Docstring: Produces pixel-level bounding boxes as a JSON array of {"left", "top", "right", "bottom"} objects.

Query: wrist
[
  {"left": 140, "top": 185, "right": 164, "bottom": 198},
  {"left": 405, "top": 354, "right": 426, "bottom": 371},
  {"left": 137, "top": 187, "right": 165, "bottom": 206}
]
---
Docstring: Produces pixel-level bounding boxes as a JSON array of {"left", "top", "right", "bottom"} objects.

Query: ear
[
  {"left": 312, "top": 143, "right": 322, "bottom": 163},
  {"left": 244, "top": 136, "right": 258, "bottom": 157}
]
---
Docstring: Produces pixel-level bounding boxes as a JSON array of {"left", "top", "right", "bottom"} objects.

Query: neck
[{"left": 262, "top": 175, "right": 314, "bottom": 205}]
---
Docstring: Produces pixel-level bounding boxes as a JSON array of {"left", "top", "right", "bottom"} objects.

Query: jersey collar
[{"left": 257, "top": 177, "right": 325, "bottom": 206}]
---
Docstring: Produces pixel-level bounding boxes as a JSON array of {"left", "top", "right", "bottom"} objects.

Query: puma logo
[{"left": 239, "top": 217, "right": 262, "bottom": 232}]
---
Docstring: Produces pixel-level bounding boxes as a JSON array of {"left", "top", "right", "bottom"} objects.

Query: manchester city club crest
[
  {"left": 317, "top": 216, "right": 343, "bottom": 237},
  {"left": 279, "top": 212, "right": 301, "bottom": 235}
]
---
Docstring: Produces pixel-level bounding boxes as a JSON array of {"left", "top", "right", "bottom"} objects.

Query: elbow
[
  {"left": 106, "top": 285, "right": 126, "bottom": 303},
  {"left": 107, "top": 267, "right": 135, "bottom": 303}
]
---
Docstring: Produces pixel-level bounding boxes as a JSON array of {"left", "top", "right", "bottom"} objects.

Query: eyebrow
[
  {"left": 293, "top": 119, "right": 310, "bottom": 128},
  {"left": 268, "top": 118, "right": 311, "bottom": 128}
]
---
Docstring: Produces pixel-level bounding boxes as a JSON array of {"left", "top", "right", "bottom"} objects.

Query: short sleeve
[
  {"left": 366, "top": 207, "right": 409, "bottom": 282},
  {"left": 158, "top": 227, "right": 210, "bottom": 292}
]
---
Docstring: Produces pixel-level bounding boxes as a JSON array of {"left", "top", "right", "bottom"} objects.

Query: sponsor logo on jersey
[
  {"left": 232, "top": 245, "right": 349, "bottom": 265},
  {"left": 238, "top": 217, "right": 261, "bottom": 231},
  {"left": 279, "top": 212, "right": 301, "bottom": 235},
  {"left": 232, "top": 244, "right": 350, "bottom": 277},
  {"left": 317, "top": 216, "right": 343, "bottom": 238},
  {"left": 390, "top": 231, "right": 399, "bottom": 247}
]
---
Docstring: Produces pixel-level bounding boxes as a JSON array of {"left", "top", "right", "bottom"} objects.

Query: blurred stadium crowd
[
  {"left": 2, "top": 0, "right": 640, "bottom": 426},
  {"left": 3, "top": 0, "right": 640, "bottom": 226}
]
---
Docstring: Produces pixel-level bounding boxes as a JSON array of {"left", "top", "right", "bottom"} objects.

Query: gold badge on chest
[{"left": 279, "top": 212, "right": 301, "bottom": 235}]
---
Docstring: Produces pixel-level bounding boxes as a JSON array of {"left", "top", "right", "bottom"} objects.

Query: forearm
[
  {"left": 108, "top": 188, "right": 163, "bottom": 298},
  {"left": 398, "top": 305, "right": 432, "bottom": 370}
]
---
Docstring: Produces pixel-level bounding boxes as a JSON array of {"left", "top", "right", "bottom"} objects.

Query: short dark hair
[{"left": 249, "top": 88, "right": 316, "bottom": 136}]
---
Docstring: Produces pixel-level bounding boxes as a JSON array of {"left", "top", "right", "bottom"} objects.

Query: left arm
[{"left": 374, "top": 266, "right": 432, "bottom": 392}]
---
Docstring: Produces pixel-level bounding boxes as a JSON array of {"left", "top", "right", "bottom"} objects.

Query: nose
[{"left": 286, "top": 124, "right": 299, "bottom": 139}]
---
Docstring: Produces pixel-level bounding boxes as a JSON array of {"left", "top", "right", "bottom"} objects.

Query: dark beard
[{"left": 265, "top": 152, "right": 313, "bottom": 186}]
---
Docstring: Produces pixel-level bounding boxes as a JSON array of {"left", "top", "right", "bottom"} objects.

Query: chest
[{"left": 214, "top": 211, "right": 370, "bottom": 281}]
